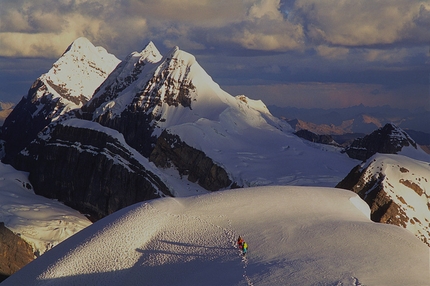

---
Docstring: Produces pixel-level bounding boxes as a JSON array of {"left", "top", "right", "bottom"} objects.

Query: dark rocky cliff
[
  {"left": 13, "top": 121, "right": 172, "bottom": 220},
  {"left": 294, "top": 129, "right": 339, "bottom": 146},
  {"left": 150, "top": 131, "right": 234, "bottom": 191}
]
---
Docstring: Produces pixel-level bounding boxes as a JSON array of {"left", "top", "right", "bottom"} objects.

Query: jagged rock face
[
  {"left": 0, "top": 222, "right": 34, "bottom": 282},
  {"left": 150, "top": 131, "right": 233, "bottom": 191},
  {"left": 294, "top": 129, "right": 339, "bottom": 146},
  {"left": 336, "top": 154, "right": 430, "bottom": 246},
  {"left": 13, "top": 121, "right": 172, "bottom": 220},
  {"left": 345, "top": 123, "right": 417, "bottom": 161}
]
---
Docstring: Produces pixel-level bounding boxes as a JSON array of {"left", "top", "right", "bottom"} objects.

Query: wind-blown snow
[
  {"left": 4, "top": 186, "right": 428, "bottom": 285},
  {"left": 0, "top": 163, "right": 91, "bottom": 256}
]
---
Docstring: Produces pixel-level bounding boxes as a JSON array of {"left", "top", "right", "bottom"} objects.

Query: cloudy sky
[{"left": 1, "top": 0, "right": 429, "bottom": 110}]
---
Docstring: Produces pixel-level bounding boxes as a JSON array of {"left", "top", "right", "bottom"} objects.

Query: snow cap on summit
[
  {"left": 140, "top": 41, "right": 162, "bottom": 63},
  {"left": 62, "top": 37, "right": 96, "bottom": 56},
  {"left": 41, "top": 36, "right": 120, "bottom": 105}
]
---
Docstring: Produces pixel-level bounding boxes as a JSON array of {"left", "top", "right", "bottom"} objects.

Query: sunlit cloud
[
  {"left": 0, "top": 0, "right": 148, "bottom": 57},
  {"left": 293, "top": 0, "right": 430, "bottom": 47}
]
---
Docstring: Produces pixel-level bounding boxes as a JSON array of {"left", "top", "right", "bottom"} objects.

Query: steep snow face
[
  {"left": 357, "top": 154, "right": 430, "bottom": 245},
  {"left": 36, "top": 37, "right": 120, "bottom": 119},
  {"left": 5, "top": 186, "right": 429, "bottom": 285},
  {"left": 0, "top": 162, "right": 91, "bottom": 256}
]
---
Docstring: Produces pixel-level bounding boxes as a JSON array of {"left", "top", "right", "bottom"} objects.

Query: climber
[
  {"left": 237, "top": 236, "right": 244, "bottom": 249},
  {"left": 242, "top": 241, "right": 248, "bottom": 256}
]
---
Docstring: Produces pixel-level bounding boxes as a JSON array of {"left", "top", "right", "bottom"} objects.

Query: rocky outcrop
[
  {"left": 150, "top": 131, "right": 233, "bottom": 191},
  {"left": 336, "top": 154, "right": 430, "bottom": 246},
  {"left": 336, "top": 166, "right": 407, "bottom": 227},
  {"left": 13, "top": 121, "right": 172, "bottom": 220},
  {"left": 0, "top": 222, "right": 34, "bottom": 282},
  {"left": 294, "top": 129, "right": 339, "bottom": 146},
  {"left": 344, "top": 123, "right": 417, "bottom": 161}
]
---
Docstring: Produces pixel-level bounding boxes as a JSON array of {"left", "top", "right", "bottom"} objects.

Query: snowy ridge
[
  {"left": 0, "top": 163, "right": 91, "bottom": 256},
  {"left": 4, "top": 186, "right": 429, "bottom": 285},
  {"left": 359, "top": 153, "right": 430, "bottom": 245}
]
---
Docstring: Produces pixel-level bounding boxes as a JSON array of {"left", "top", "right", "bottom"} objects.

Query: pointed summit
[
  {"left": 345, "top": 123, "right": 425, "bottom": 161},
  {"left": 0, "top": 38, "right": 119, "bottom": 163},
  {"left": 62, "top": 37, "right": 95, "bottom": 56},
  {"left": 139, "top": 41, "right": 162, "bottom": 63},
  {"left": 44, "top": 37, "right": 120, "bottom": 103}
]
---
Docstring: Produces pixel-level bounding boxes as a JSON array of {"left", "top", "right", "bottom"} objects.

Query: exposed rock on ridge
[
  {"left": 337, "top": 154, "right": 430, "bottom": 246},
  {"left": 150, "top": 131, "right": 233, "bottom": 191},
  {"left": 294, "top": 129, "right": 339, "bottom": 146}
]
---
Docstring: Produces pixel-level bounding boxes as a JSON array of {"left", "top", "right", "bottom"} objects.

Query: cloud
[
  {"left": 293, "top": 0, "right": 430, "bottom": 47},
  {"left": 315, "top": 45, "right": 349, "bottom": 59},
  {"left": 0, "top": 0, "right": 148, "bottom": 58},
  {"left": 2, "top": 0, "right": 428, "bottom": 58}
]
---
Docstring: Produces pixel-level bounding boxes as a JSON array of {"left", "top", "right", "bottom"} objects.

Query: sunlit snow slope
[
  {"left": 0, "top": 163, "right": 91, "bottom": 256},
  {"left": 5, "top": 186, "right": 428, "bottom": 285},
  {"left": 38, "top": 37, "right": 120, "bottom": 119}
]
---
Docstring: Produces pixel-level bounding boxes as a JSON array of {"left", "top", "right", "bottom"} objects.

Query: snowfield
[
  {"left": 0, "top": 163, "right": 91, "bottom": 256},
  {"left": 4, "top": 186, "right": 429, "bottom": 285}
]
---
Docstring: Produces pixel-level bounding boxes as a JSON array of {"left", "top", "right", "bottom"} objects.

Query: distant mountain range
[{"left": 0, "top": 37, "right": 429, "bottom": 282}]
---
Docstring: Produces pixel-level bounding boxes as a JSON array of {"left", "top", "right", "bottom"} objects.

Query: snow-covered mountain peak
[
  {"left": 42, "top": 37, "right": 120, "bottom": 104},
  {"left": 62, "top": 37, "right": 98, "bottom": 56},
  {"left": 345, "top": 123, "right": 428, "bottom": 161},
  {"left": 139, "top": 41, "right": 162, "bottom": 63}
]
